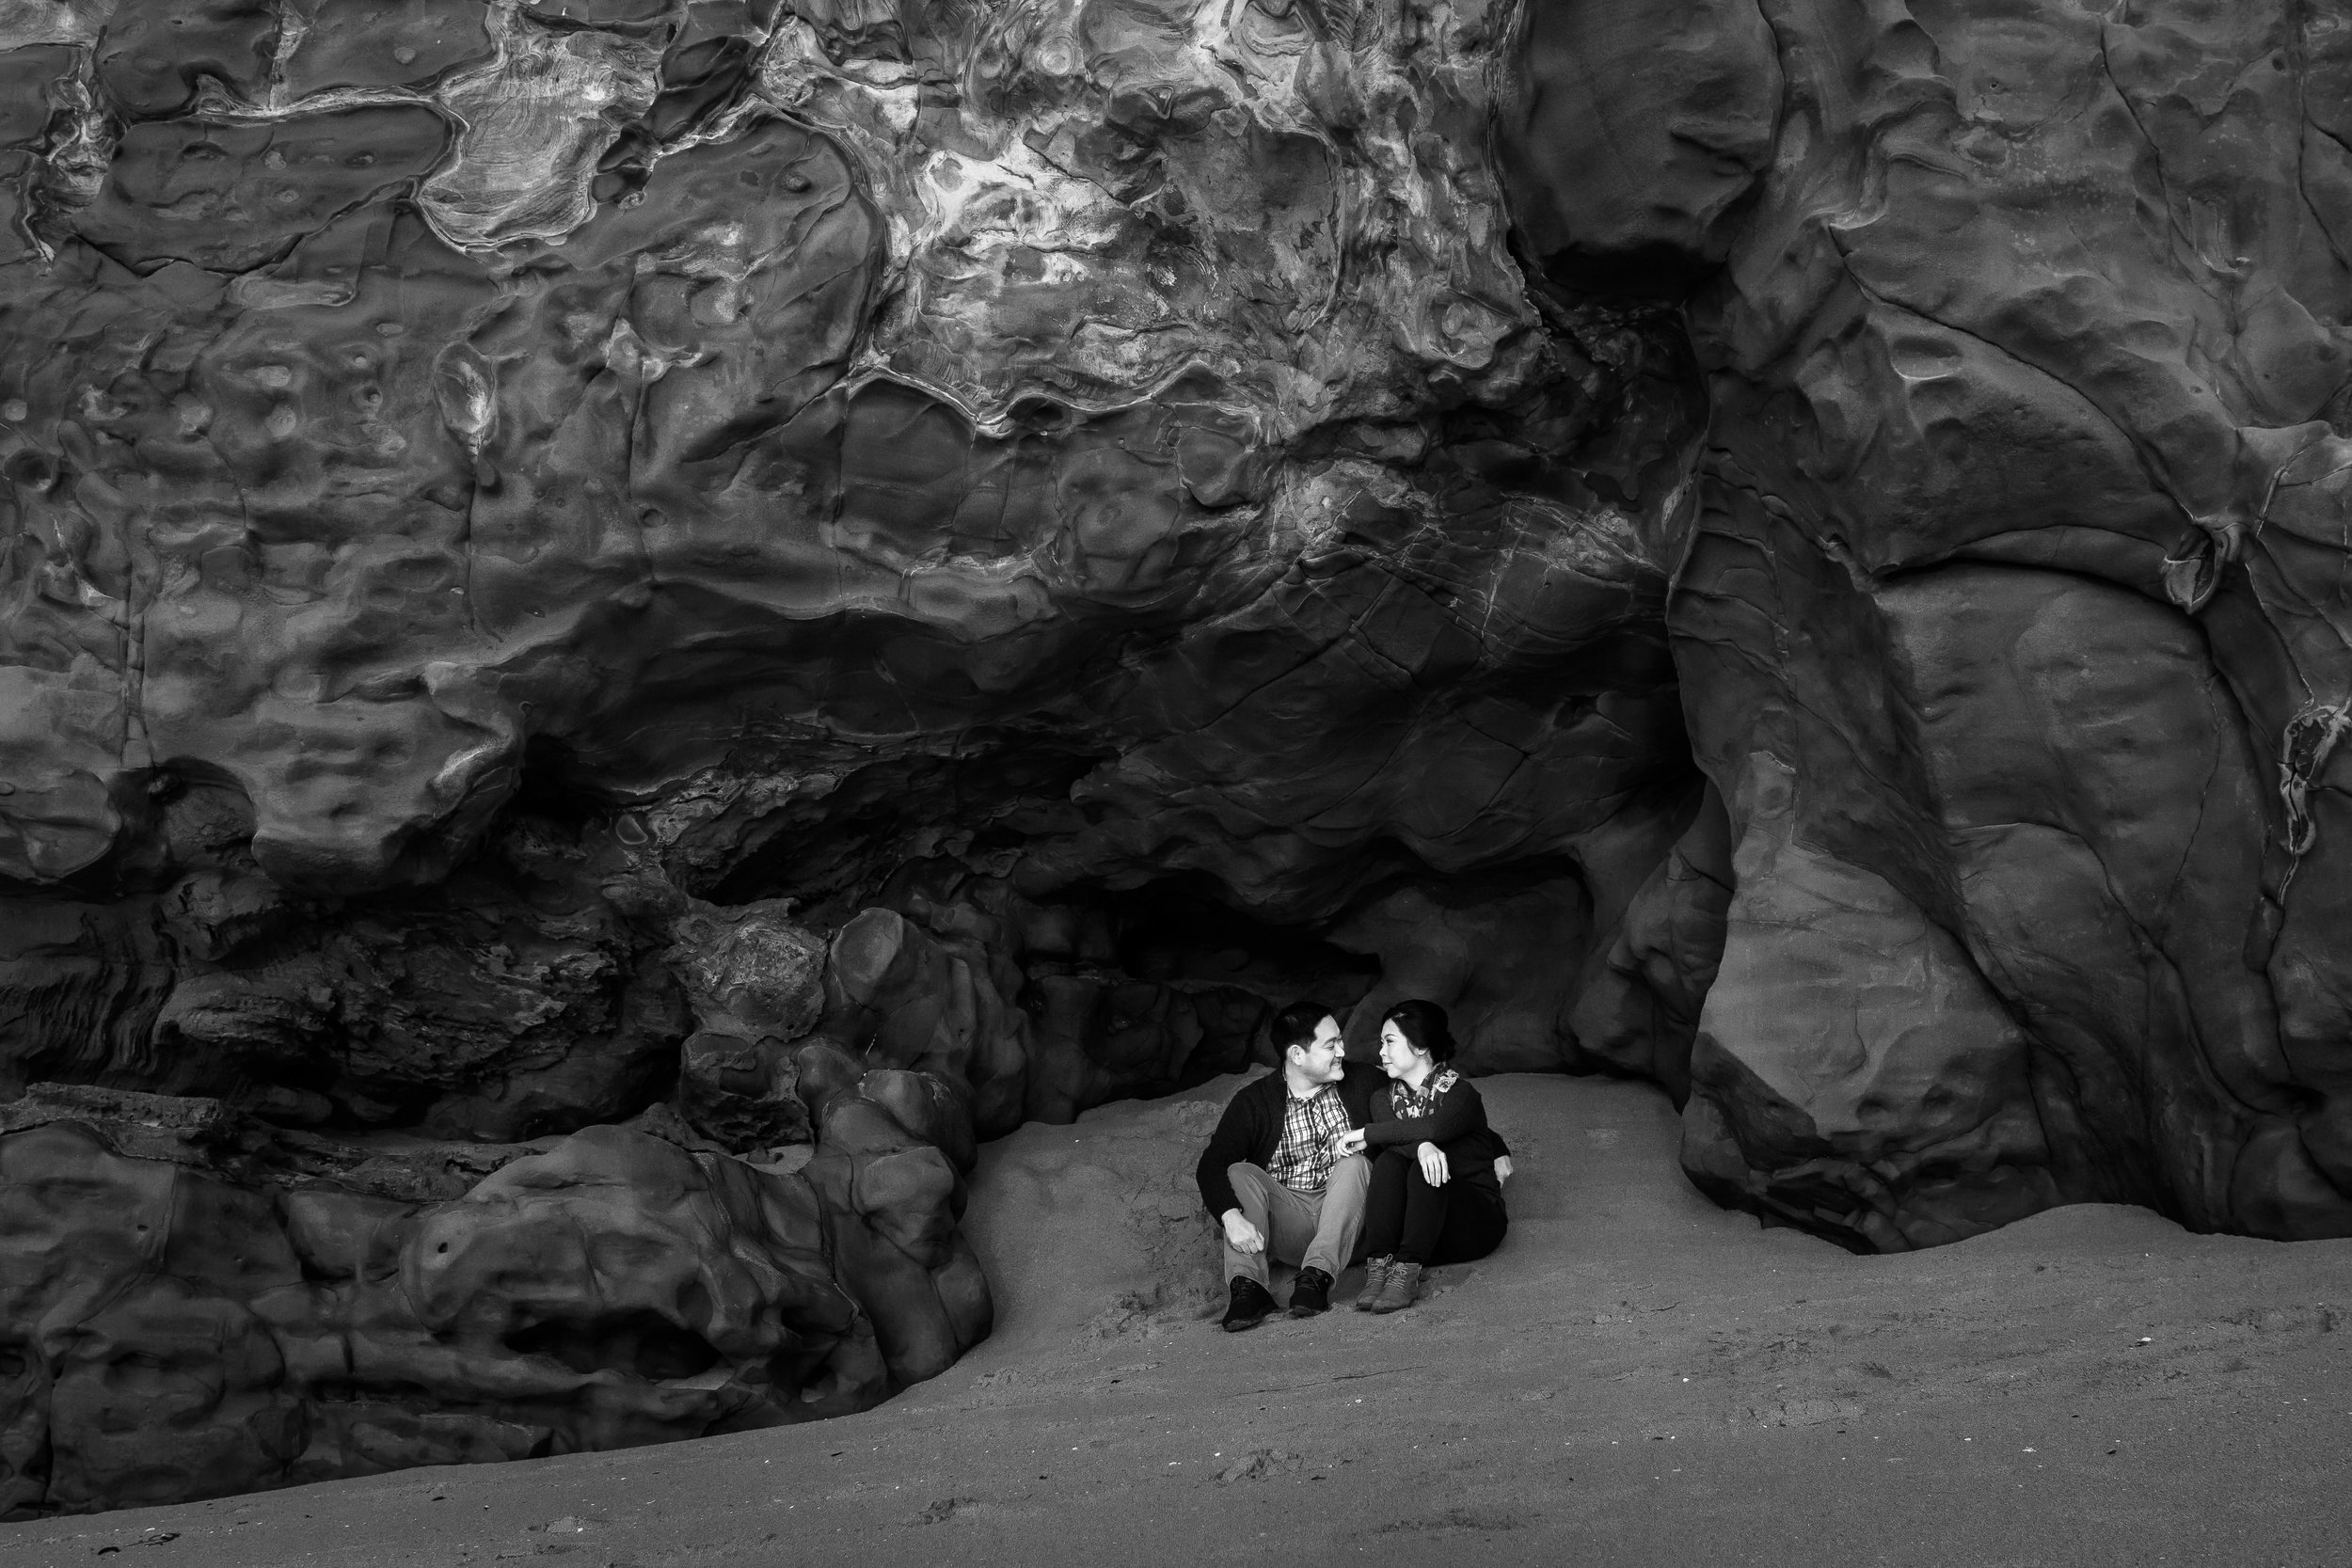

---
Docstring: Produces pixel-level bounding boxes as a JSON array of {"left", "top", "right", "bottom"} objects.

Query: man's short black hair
[{"left": 1269, "top": 1000, "right": 1336, "bottom": 1056}]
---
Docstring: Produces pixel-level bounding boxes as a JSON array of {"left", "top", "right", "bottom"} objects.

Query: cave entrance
[
  {"left": 503, "top": 1310, "right": 723, "bottom": 1383},
  {"left": 1082, "top": 871, "right": 1384, "bottom": 1031}
]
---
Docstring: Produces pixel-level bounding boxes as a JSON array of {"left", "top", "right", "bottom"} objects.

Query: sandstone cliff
[{"left": 3, "top": 0, "right": 2350, "bottom": 1515}]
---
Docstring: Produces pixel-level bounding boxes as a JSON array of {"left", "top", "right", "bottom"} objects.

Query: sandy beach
[{"left": 5, "top": 1072, "right": 2349, "bottom": 1567}]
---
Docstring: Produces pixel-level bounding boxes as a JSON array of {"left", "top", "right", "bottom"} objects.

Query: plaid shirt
[{"left": 1268, "top": 1082, "right": 1351, "bottom": 1194}]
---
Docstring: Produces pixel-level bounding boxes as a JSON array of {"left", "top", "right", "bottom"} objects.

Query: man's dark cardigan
[{"left": 1195, "top": 1061, "right": 1384, "bottom": 1219}]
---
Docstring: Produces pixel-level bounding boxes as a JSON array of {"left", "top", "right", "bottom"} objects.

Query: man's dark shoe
[
  {"left": 1289, "top": 1267, "right": 1333, "bottom": 1317},
  {"left": 1221, "top": 1276, "right": 1278, "bottom": 1332}
]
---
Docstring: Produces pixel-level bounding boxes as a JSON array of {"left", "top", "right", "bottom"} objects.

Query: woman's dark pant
[{"left": 1361, "top": 1148, "right": 1507, "bottom": 1266}]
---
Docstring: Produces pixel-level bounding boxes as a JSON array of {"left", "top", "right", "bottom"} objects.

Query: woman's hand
[
  {"left": 1329, "top": 1127, "right": 1367, "bottom": 1160},
  {"left": 1494, "top": 1155, "right": 1514, "bottom": 1185},
  {"left": 1417, "top": 1141, "right": 1449, "bottom": 1186}
]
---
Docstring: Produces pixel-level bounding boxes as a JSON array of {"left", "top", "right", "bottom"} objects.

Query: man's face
[{"left": 1288, "top": 1016, "right": 1345, "bottom": 1085}]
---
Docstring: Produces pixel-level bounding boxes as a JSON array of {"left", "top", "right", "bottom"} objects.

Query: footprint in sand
[
  {"left": 1215, "top": 1449, "right": 1304, "bottom": 1482},
  {"left": 1373, "top": 1506, "right": 1527, "bottom": 1533},
  {"left": 1741, "top": 1397, "right": 1864, "bottom": 1428},
  {"left": 914, "top": 1497, "right": 980, "bottom": 1524}
]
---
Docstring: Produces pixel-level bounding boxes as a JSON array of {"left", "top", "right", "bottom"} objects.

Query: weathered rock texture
[
  {"left": 1504, "top": 0, "right": 2352, "bottom": 1251},
  {"left": 0, "top": 0, "right": 1694, "bottom": 1513},
  {"left": 4, "top": 0, "right": 2352, "bottom": 1515},
  {"left": 0, "top": 1076, "right": 982, "bottom": 1514}
]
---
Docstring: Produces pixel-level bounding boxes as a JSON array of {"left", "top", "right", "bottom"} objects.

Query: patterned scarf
[{"left": 1389, "top": 1067, "right": 1458, "bottom": 1120}]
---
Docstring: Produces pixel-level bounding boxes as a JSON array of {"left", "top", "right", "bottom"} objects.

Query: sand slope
[{"left": 6, "top": 1073, "right": 2351, "bottom": 1566}]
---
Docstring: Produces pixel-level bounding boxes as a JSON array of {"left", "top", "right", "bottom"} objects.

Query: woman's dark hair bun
[{"left": 1380, "top": 999, "right": 1455, "bottom": 1064}]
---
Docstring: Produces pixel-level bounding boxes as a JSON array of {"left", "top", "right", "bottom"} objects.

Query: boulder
[{"left": 0, "top": 1082, "right": 982, "bottom": 1514}]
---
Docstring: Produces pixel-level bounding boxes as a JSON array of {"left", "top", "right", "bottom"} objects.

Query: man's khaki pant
[{"left": 1222, "top": 1156, "right": 1370, "bottom": 1287}]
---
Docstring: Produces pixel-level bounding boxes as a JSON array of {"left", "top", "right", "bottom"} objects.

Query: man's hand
[
  {"left": 1221, "top": 1209, "right": 1265, "bottom": 1254},
  {"left": 1417, "top": 1142, "right": 1449, "bottom": 1186},
  {"left": 1494, "top": 1155, "right": 1514, "bottom": 1185}
]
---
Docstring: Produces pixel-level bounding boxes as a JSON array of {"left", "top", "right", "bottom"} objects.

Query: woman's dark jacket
[{"left": 1364, "top": 1070, "right": 1509, "bottom": 1203}]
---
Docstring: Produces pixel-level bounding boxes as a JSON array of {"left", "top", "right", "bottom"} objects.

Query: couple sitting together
[{"left": 1196, "top": 998, "right": 1511, "bottom": 1328}]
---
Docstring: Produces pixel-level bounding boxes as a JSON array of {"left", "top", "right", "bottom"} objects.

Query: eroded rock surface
[
  {"left": 0, "top": 0, "right": 1697, "bottom": 1513},
  {"left": 1505, "top": 0, "right": 2352, "bottom": 1247},
  {"left": 0, "top": 1078, "right": 982, "bottom": 1513},
  {"left": 6, "top": 0, "right": 2352, "bottom": 1517}
]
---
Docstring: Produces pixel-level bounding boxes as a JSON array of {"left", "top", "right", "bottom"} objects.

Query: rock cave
[{"left": 5, "top": 0, "right": 2352, "bottom": 1521}]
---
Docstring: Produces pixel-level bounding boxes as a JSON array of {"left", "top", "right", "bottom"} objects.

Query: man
[{"left": 1195, "top": 1000, "right": 1379, "bottom": 1331}]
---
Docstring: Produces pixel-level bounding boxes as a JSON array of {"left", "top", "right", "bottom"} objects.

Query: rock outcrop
[
  {"left": 0, "top": 0, "right": 1696, "bottom": 1513},
  {"left": 0, "top": 1078, "right": 983, "bottom": 1514},
  {"left": 7, "top": 0, "right": 2352, "bottom": 1517},
  {"left": 1505, "top": 0, "right": 2352, "bottom": 1247}
]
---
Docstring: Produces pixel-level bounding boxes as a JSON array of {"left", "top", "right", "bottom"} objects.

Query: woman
[{"left": 1332, "top": 999, "right": 1509, "bottom": 1313}]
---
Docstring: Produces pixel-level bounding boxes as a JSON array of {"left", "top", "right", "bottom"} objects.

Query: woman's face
[{"left": 1378, "top": 1021, "right": 1423, "bottom": 1079}]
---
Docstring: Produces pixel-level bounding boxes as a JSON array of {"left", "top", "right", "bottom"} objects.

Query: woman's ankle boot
[
  {"left": 1367, "top": 1259, "right": 1422, "bottom": 1314},
  {"left": 1354, "top": 1256, "right": 1393, "bottom": 1311}
]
